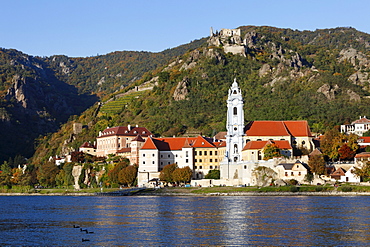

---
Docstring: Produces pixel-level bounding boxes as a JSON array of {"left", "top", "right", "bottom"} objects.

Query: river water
[{"left": 0, "top": 195, "right": 370, "bottom": 246}]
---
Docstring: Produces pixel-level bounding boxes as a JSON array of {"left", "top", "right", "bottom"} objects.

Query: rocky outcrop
[
  {"left": 317, "top": 84, "right": 339, "bottom": 100},
  {"left": 339, "top": 48, "right": 370, "bottom": 68},
  {"left": 347, "top": 89, "right": 361, "bottom": 102},
  {"left": 72, "top": 165, "right": 83, "bottom": 190},
  {"left": 173, "top": 77, "right": 189, "bottom": 101}
]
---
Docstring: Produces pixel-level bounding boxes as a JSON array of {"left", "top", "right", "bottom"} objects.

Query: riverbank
[{"left": 2, "top": 185, "right": 370, "bottom": 196}]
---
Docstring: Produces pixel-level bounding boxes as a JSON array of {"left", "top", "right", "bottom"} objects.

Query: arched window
[
  {"left": 233, "top": 90, "right": 237, "bottom": 94},
  {"left": 233, "top": 107, "right": 237, "bottom": 115},
  {"left": 234, "top": 144, "right": 238, "bottom": 153}
]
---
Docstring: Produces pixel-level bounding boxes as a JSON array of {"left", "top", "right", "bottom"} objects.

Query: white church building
[{"left": 219, "top": 79, "right": 314, "bottom": 186}]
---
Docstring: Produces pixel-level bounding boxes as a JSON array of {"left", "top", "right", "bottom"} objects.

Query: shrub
[
  {"left": 340, "top": 185, "right": 353, "bottom": 192},
  {"left": 289, "top": 186, "right": 299, "bottom": 192}
]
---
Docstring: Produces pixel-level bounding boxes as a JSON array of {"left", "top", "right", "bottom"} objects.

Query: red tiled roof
[
  {"left": 359, "top": 137, "right": 370, "bottom": 143},
  {"left": 283, "top": 121, "right": 312, "bottom": 137},
  {"left": 213, "top": 141, "right": 226, "bottom": 147},
  {"left": 97, "top": 126, "right": 152, "bottom": 138},
  {"left": 80, "top": 142, "right": 95, "bottom": 148},
  {"left": 355, "top": 152, "right": 370, "bottom": 158},
  {"left": 132, "top": 134, "right": 145, "bottom": 142},
  {"left": 245, "top": 121, "right": 290, "bottom": 136},
  {"left": 245, "top": 120, "right": 312, "bottom": 137},
  {"left": 140, "top": 136, "right": 219, "bottom": 151},
  {"left": 242, "top": 140, "right": 292, "bottom": 150},
  {"left": 352, "top": 117, "right": 370, "bottom": 124}
]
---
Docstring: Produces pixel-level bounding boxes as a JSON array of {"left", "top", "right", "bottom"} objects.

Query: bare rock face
[
  {"left": 347, "top": 89, "right": 361, "bottom": 102},
  {"left": 6, "top": 75, "right": 28, "bottom": 108},
  {"left": 339, "top": 48, "right": 370, "bottom": 68},
  {"left": 243, "top": 31, "right": 258, "bottom": 48},
  {"left": 72, "top": 165, "right": 83, "bottom": 190},
  {"left": 253, "top": 167, "right": 277, "bottom": 187},
  {"left": 317, "top": 84, "right": 339, "bottom": 100},
  {"left": 173, "top": 77, "right": 189, "bottom": 101},
  {"left": 259, "top": 64, "right": 272, "bottom": 77},
  {"left": 348, "top": 71, "right": 370, "bottom": 90}
]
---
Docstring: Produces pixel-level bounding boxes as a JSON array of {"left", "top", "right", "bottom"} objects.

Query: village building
[
  {"left": 137, "top": 136, "right": 226, "bottom": 186},
  {"left": 95, "top": 125, "right": 152, "bottom": 161},
  {"left": 340, "top": 116, "right": 370, "bottom": 136},
  {"left": 275, "top": 161, "right": 309, "bottom": 184},
  {"left": 79, "top": 142, "right": 96, "bottom": 156}
]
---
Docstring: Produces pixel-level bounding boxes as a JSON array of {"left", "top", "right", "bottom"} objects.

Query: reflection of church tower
[{"left": 225, "top": 78, "right": 245, "bottom": 164}]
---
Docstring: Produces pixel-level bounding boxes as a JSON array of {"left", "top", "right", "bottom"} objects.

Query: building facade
[{"left": 340, "top": 116, "right": 370, "bottom": 136}]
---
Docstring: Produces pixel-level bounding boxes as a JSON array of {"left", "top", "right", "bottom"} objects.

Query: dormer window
[{"left": 142, "top": 131, "right": 146, "bottom": 134}]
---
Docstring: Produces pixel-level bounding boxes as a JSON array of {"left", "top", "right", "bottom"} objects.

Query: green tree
[
  {"left": 205, "top": 169, "right": 220, "bottom": 179},
  {"left": 263, "top": 143, "right": 281, "bottom": 160},
  {"left": 308, "top": 155, "right": 326, "bottom": 175},
  {"left": 352, "top": 162, "right": 370, "bottom": 182},
  {"left": 0, "top": 161, "right": 12, "bottom": 189},
  {"left": 118, "top": 165, "right": 138, "bottom": 187},
  {"left": 108, "top": 158, "right": 130, "bottom": 185},
  {"left": 37, "top": 162, "right": 60, "bottom": 188},
  {"left": 172, "top": 166, "right": 192, "bottom": 184},
  {"left": 159, "top": 163, "right": 178, "bottom": 183}
]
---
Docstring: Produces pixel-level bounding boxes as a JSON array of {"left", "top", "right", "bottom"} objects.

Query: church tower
[{"left": 225, "top": 78, "right": 245, "bottom": 164}]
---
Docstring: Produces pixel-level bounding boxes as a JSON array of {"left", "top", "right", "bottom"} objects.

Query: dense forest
[{"left": 1, "top": 26, "right": 370, "bottom": 166}]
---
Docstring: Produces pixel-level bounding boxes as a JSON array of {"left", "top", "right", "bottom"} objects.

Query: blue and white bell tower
[{"left": 225, "top": 78, "right": 245, "bottom": 164}]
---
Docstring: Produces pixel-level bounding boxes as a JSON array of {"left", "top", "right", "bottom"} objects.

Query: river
[{"left": 0, "top": 195, "right": 369, "bottom": 246}]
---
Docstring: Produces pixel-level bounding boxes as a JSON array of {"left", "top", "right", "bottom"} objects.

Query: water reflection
[{"left": 1, "top": 196, "right": 370, "bottom": 245}]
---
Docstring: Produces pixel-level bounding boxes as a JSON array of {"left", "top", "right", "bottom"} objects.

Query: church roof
[
  {"left": 214, "top": 131, "right": 227, "bottom": 141},
  {"left": 242, "top": 140, "right": 292, "bottom": 150},
  {"left": 245, "top": 120, "right": 312, "bottom": 137},
  {"left": 98, "top": 126, "right": 152, "bottom": 138}
]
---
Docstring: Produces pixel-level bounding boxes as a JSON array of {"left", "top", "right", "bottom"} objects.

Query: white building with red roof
[
  {"left": 137, "top": 136, "right": 226, "bottom": 186},
  {"left": 341, "top": 116, "right": 370, "bottom": 136}
]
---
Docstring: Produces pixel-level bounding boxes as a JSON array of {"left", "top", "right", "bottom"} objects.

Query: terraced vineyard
[{"left": 100, "top": 91, "right": 146, "bottom": 114}]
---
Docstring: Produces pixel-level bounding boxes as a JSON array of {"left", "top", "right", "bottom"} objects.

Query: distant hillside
[
  {"left": 30, "top": 26, "right": 370, "bottom": 165},
  {"left": 0, "top": 38, "right": 207, "bottom": 163}
]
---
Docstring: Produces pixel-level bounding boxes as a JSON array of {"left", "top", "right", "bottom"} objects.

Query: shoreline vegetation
[{"left": 2, "top": 184, "right": 370, "bottom": 196}]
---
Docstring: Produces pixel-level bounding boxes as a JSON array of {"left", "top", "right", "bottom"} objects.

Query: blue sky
[{"left": 0, "top": 0, "right": 369, "bottom": 57}]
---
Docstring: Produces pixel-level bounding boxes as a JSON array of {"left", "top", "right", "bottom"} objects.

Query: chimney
[
  {"left": 136, "top": 124, "right": 138, "bottom": 127},
  {"left": 128, "top": 124, "right": 131, "bottom": 131}
]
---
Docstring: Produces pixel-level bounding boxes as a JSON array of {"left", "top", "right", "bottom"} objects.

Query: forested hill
[
  {"left": 0, "top": 38, "right": 206, "bottom": 163},
  {"left": 30, "top": 25, "right": 370, "bottom": 165}
]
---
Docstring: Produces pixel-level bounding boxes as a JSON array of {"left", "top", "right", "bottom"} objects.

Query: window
[
  {"left": 298, "top": 172, "right": 301, "bottom": 176},
  {"left": 152, "top": 154, "right": 155, "bottom": 157},
  {"left": 152, "top": 161, "right": 155, "bottom": 164},
  {"left": 204, "top": 151, "right": 207, "bottom": 155},
  {"left": 210, "top": 159, "right": 213, "bottom": 162},
  {"left": 194, "top": 151, "right": 197, "bottom": 155},
  {"left": 143, "top": 161, "right": 146, "bottom": 164},
  {"left": 285, "top": 172, "right": 288, "bottom": 176},
  {"left": 215, "top": 151, "right": 218, "bottom": 155},
  {"left": 186, "top": 151, "right": 189, "bottom": 157},
  {"left": 210, "top": 166, "right": 213, "bottom": 169},
  {"left": 199, "top": 166, "right": 203, "bottom": 169},
  {"left": 186, "top": 159, "right": 188, "bottom": 163},
  {"left": 161, "top": 162, "right": 163, "bottom": 165},
  {"left": 168, "top": 162, "right": 170, "bottom": 164},
  {"left": 215, "top": 166, "right": 218, "bottom": 169},
  {"left": 143, "top": 154, "right": 145, "bottom": 157},
  {"left": 244, "top": 165, "right": 247, "bottom": 169},
  {"left": 297, "top": 165, "right": 299, "bottom": 168},
  {"left": 175, "top": 154, "right": 178, "bottom": 157},
  {"left": 195, "top": 166, "right": 197, "bottom": 169},
  {"left": 199, "top": 151, "right": 202, "bottom": 155},
  {"left": 210, "top": 151, "right": 213, "bottom": 155},
  {"left": 199, "top": 159, "right": 203, "bottom": 162},
  {"left": 291, "top": 172, "right": 294, "bottom": 176},
  {"left": 233, "top": 107, "right": 237, "bottom": 115},
  {"left": 195, "top": 159, "right": 197, "bottom": 162},
  {"left": 215, "top": 159, "right": 218, "bottom": 162},
  {"left": 161, "top": 155, "right": 163, "bottom": 158},
  {"left": 168, "top": 155, "right": 170, "bottom": 158}
]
